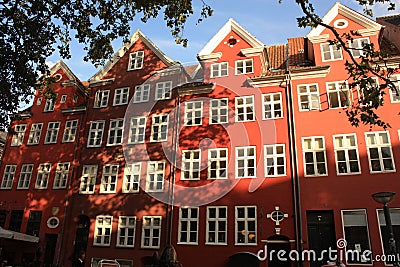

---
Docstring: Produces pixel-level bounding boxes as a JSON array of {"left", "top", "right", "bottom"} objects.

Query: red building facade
[{"left": 0, "top": 3, "right": 399, "bottom": 267}]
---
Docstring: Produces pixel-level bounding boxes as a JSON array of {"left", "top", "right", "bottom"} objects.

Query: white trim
[
  {"left": 332, "top": 133, "right": 361, "bottom": 176},
  {"left": 334, "top": 19, "right": 349, "bottom": 29},
  {"left": 87, "top": 120, "right": 105, "bottom": 147},
  {"left": 235, "top": 146, "right": 257, "bottom": 178},
  {"left": 122, "top": 163, "right": 141, "bottom": 193},
  {"left": 113, "top": 87, "right": 130, "bottom": 106},
  {"left": 262, "top": 92, "right": 283, "bottom": 120},
  {"left": 235, "top": 206, "right": 257, "bottom": 245},
  {"left": 181, "top": 149, "right": 201, "bottom": 180},
  {"left": 100, "top": 164, "right": 119, "bottom": 193},
  {"left": 116, "top": 216, "right": 136, "bottom": 247},
  {"left": 326, "top": 81, "right": 351, "bottom": 109},
  {"left": 210, "top": 98, "right": 229, "bottom": 124},
  {"left": 146, "top": 161, "right": 165, "bottom": 192},
  {"left": 235, "top": 58, "right": 254, "bottom": 75},
  {"left": 79, "top": 165, "right": 98, "bottom": 194},
  {"left": 107, "top": 118, "right": 124, "bottom": 146},
  {"left": 320, "top": 42, "right": 343, "bottom": 62},
  {"left": 301, "top": 136, "right": 328, "bottom": 177},
  {"left": 17, "top": 164, "right": 34, "bottom": 189},
  {"left": 297, "top": 83, "right": 321, "bottom": 111},
  {"left": 208, "top": 148, "right": 228, "bottom": 180},
  {"left": 150, "top": 113, "right": 169, "bottom": 142},
  {"left": 178, "top": 207, "right": 199, "bottom": 245},
  {"left": 206, "top": 206, "right": 228, "bottom": 245},
  {"left": 264, "top": 144, "right": 286, "bottom": 177},
  {"left": 47, "top": 217, "right": 60, "bottom": 229},
  {"left": 184, "top": 101, "right": 203, "bottom": 126},
  {"left": 94, "top": 215, "right": 113, "bottom": 247},
  {"left": 364, "top": 131, "right": 396, "bottom": 173},
  {"left": 141, "top": 216, "right": 162, "bottom": 249},
  {"left": 235, "top": 95, "right": 255, "bottom": 122}
]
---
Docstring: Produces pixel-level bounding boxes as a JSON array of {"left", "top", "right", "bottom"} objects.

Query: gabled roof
[
  {"left": 90, "top": 30, "right": 176, "bottom": 81},
  {"left": 50, "top": 60, "right": 78, "bottom": 81},
  {"left": 307, "top": 2, "right": 382, "bottom": 38},
  {"left": 198, "top": 18, "right": 265, "bottom": 57}
]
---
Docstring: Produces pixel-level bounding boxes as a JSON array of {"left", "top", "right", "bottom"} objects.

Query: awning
[{"left": 0, "top": 227, "right": 39, "bottom": 243}]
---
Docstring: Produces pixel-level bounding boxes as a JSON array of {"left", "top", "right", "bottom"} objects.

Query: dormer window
[
  {"left": 235, "top": 59, "right": 253, "bottom": 75},
  {"left": 128, "top": 51, "right": 144, "bottom": 70},
  {"left": 321, "top": 43, "right": 342, "bottom": 62},
  {"left": 348, "top": 38, "right": 370, "bottom": 58}
]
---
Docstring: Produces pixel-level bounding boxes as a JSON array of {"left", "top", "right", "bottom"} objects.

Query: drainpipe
[{"left": 285, "top": 44, "right": 304, "bottom": 267}]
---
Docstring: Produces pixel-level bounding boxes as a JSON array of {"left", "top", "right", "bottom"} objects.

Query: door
[
  {"left": 267, "top": 235, "right": 292, "bottom": 267},
  {"left": 44, "top": 234, "right": 58, "bottom": 267},
  {"left": 73, "top": 215, "right": 90, "bottom": 259}
]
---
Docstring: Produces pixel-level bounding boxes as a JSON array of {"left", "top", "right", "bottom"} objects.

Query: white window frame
[
  {"left": 357, "top": 77, "right": 380, "bottom": 106},
  {"left": 333, "top": 134, "right": 361, "bottom": 175},
  {"left": 117, "top": 216, "right": 136, "bottom": 247},
  {"left": 94, "top": 215, "right": 113, "bottom": 246},
  {"left": 262, "top": 92, "right": 283, "bottom": 120},
  {"left": 35, "top": 163, "right": 51, "bottom": 189},
  {"left": 11, "top": 124, "right": 27, "bottom": 146},
  {"left": 302, "top": 136, "right": 328, "bottom": 177},
  {"left": 178, "top": 207, "right": 199, "bottom": 245},
  {"left": 181, "top": 149, "right": 201, "bottom": 180},
  {"left": 60, "top": 95, "right": 67, "bottom": 103},
  {"left": 134, "top": 84, "right": 150, "bottom": 103},
  {"left": 128, "top": 51, "right": 144, "bottom": 71},
  {"left": 44, "top": 122, "right": 60, "bottom": 144},
  {"left": 100, "top": 164, "right": 119, "bottom": 193},
  {"left": 235, "top": 206, "right": 257, "bottom": 245},
  {"left": 129, "top": 116, "right": 146, "bottom": 144},
  {"left": 365, "top": 131, "right": 396, "bottom": 173},
  {"left": 211, "top": 62, "right": 228, "bottom": 78},
  {"left": 79, "top": 165, "right": 97, "bottom": 194},
  {"left": 94, "top": 90, "right": 110, "bottom": 108},
  {"left": 146, "top": 161, "right": 165, "bottom": 192},
  {"left": 348, "top": 37, "right": 370, "bottom": 58},
  {"left": 141, "top": 216, "right": 162, "bottom": 248},
  {"left": 235, "top": 59, "right": 253, "bottom": 75},
  {"left": 297, "top": 84, "right": 320, "bottom": 111},
  {"left": 17, "top": 164, "right": 33, "bottom": 189},
  {"left": 27, "top": 123, "right": 43, "bottom": 145},
  {"left": 122, "top": 163, "right": 141, "bottom": 193},
  {"left": 62, "top": 120, "right": 78, "bottom": 143},
  {"left": 264, "top": 144, "right": 286, "bottom": 177},
  {"left": 321, "top": 42, "right": 343, "bottom": 62},
  {"left": 236, "top": 146, "right": 256, "bottom": 178},
  {"left": 155, "top": 81, "right": 172, "bottom": 100},
  {"left": 235, "top": 96, "right": 255, "bottom": 122},
  {"left": 87, "top": 121, "right": 105, "bottom": 147},
  {"left": 208, "top": 148, "right": 228, "bottom": 179},
  {"left": 44, "top": 97, "right": 56, "bottom": 112},
  {"left": 53, "top": 162, "right": 70, "bottom": 189},
  {"left": 210, "top": 98, "right": 228, "bottom": 124},
  {"left": 36, "top": 97, "right": 42, "bottom": 106},
  {"left": 389, "top": 75, "right": 400, "bottom": 103},
  {"left": 150, "top": 114, "right": 168, "bottom": 142},
  {"left": 113, "top": 87, "right": 130, "bottom": 106},
  {"left": 1, "top": 165, "right": 16, "bottom": 189},
  {"left": 206, "top": 206, "right": 227, "bottom": 245},
  {"left": 107, "top": 119, "right": 124, "bottom": 146},
  {"left": 327, "top": 81, "right": 351, "bottom": 108},
  {"left": 184, "top": 101, "right": 203, "bottom": 126}
]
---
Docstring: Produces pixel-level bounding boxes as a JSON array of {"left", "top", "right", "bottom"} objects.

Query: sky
[{"left": 46, "top": 0, "right": 400, "bottom": 81}]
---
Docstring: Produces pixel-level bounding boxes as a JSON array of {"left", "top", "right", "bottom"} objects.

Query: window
[
  {"left": 128, "top": 51, "right": 144, "bottom": 70},
  {"left": 236, "top": 146, "right": 256, "bottom": 178},
  {"left": 377, "top": 209, "right": 400, "bottom": 265},
  {"left": 80, "top": 165, "right": 97, "bottom": 194},
  {"left": 73, "top": 94, "right": 78, "bottom": 103},
  {"left": 151, "top": 114, "right": 168, "bottom": 142},
  {"left": 129, "top": 116, "right": 146, "bottom": 144},
  {"left": 36, "top": 97, "right": 42, "bottom": 106},
  {"left": 100, "top": 165, "right": 119, "bottom": 193},
  {"left": 389, "top": 75, "right": 400, "bottom": 103},
  {"left": 17, "top": 164, "right": 33, "bottom": 189},
  {"left": 123, "top": 163, "right": 141, "bottom": 193},
  {"left": 155, "top": 81, "right": 172, "bottom": 100},
  {"left": 211, "top": 62, "right": 228, "bottom": 78},
  {"left": 349, "top": 37, "right": 370, "bottom": 58},
  {"left": 298, "top": 84, "right": 320, "bottom": 111},
  {"left": 141, "top": 216, "right": 162, "bottom": 248},
  {"left": 113, "top": 87, "right": 129, "bottom": 106},
  {"left": 27, "top": 123, "right": 43, "bottom": 145},
  {"left": 302, "top": 137, "right": 327, "bottom": 176},
  {"left": 117, "top": 216, "right": 136, "bottom": 247},
  {"left": 264, "top": 144, "right": 286, "bottom": 177},
  {"left": 11, "top": 124, "right": 27, "bottom": 146},
  {"left": 184, "top": 101, "right": 203, "bottom": 126},
  {"left": 0, "top": 210, "right": 6, "bottom": 228},
  {"left": 358, "top": 77, "right": 380, "bottom": 106},
  {"left": 44, "top": 97, "right": 56, "bottom": 112},
  {"left": 1, "top": 165, "right": 16, "bottom": 189},
  {"left": 44, "top": 122, "right": 60, "bottom": 144},
  {"left": 35, "top": 163, "right": 51, "bottom": 189},
  {"left": 134, "top": 84, "right": 150, "bottom": 103},
  {"left": 60, "top": 95, "right": 67, "bottom": 103},
  {"left": 262, "top": 93, "right": 283, "bottom": 119},
  {"left": 210, "top": 98, "right": 228, "bottom": 124},
  {"left": 208, "top": 148, "right": 228, "bottom": 179},
  {"left": 333, "top": 134, "right": 361, "bottom": 175},
  {"left": 321, "top": 42, "right": 342, "bottom": 61},
  {"left": 62, "top": 120, "right": 78, "bottom": 143},
  {"left": 327, "top": 81, "right": 351, "bottom": 108},
  {"left": 178, "top": 207, "right": 199, "bottom": 244},
  {"left": 53, "top": 162, "right": 70, "bottom": 189},
  {"left": 9, "top": 210, "right": 23, "bottom": 232},
  {"left": 341, "top": 210, "right": 372, "bottom": 264},
  {"left": 87, "top": 121, "right": 105, "bottom": 147},
  {"left": 206, "top": 206, "right": 227, "bottom": 245},
  {"left": 235, "top": 59, "right": 253, "bottom": 75},
  {"left": 181, "top": 150, "right": 201, "bottom": 180},
  {"left": 146, "top": 161, "right": 165, "bottom": 192},
  {"left": 235, "top": 96, "right": 254, "bottom": 122},
  {"left": 94, "top": 90, "right": 110, "bottom": 108},
  {"left": 235, "top": 206, "right": 257, "bottom": 245},
  {"left": 365, "top": 131, "right": 395, "bottom": 173},
  {"left": 107, "top": 119, "right": 124, "bottom": 145},
  {"left": 26, "top": 211, "right": 42, "bottom": 236},
  {"left": 94, "top": 215, "right": 113, "bottom": 246}
]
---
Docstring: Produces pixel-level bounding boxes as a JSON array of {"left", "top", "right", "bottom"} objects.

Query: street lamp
[{"left": 372, "top": 192, "right": 399, "bottom": 266}]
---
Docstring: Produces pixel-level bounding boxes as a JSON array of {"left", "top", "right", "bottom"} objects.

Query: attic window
[
  {"left": 54, "top": 74, "right": 62, "bottom": 82},
  {"left": 334, "top": 19, "right": 348, "bottom": 29},
  {"left": 224, "top": 36, "right": 239, "bottom": 48}
]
